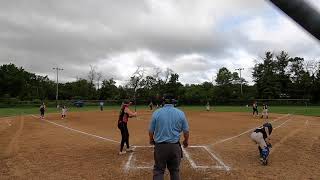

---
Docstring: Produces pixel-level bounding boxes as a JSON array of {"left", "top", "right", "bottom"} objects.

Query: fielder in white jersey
[
  {"left": 99, "top": 101, "right": 104, "bottom": 111},
  {"left": 61, "top": 106, "right": 67, "bottom": 119},
  {"left": 206, "top": 102, "right": 210, "bottom": 111},
  {"left": 261, "top": 103, "right": 268, "bottom": 119}
]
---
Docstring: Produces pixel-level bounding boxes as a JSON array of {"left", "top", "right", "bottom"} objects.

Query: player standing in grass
[
  {"left": 149, "top": 101, "right": 153, "bottom": 110},
  {"left": 118, "top": 100, "right": 137, "bottom": 155},
  {"left": 250, "top": 122, "right": 273, "bottom": 165},
  {"left": 39, "top": 103, "right": 46, "bottom": 119},
  {"left": 99, "top": 101, "right": 104, "bottom": 111},
  {"left": 252, "top": 101, "right": 258, "bottom": 117},
  {"left": 206, "top": 101, "right": 210, "bottom": 111},
  {"left": 260, "top": 103, "right": 268, "bottom": 119},
  {"left": 61, "top": 105, "right": 67, "bottom": 119}
]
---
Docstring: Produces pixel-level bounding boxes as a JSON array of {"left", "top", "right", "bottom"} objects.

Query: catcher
[{"left": 250, "top": 122, "right": 273, "bottom": 165}]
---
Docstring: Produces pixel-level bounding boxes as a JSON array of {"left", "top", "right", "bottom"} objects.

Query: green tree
[
  {"left": 165, "top": 73, "right": 183, "bottom": 96},
  {"left": 99, "top": 78, "right": 118, "bottom": 100},
  {"left": 252, "top": 52, "right": 280, "bottom": 98},
  {"left": 216, "top": 67, "right": 232, "bottom": 85},
  {"left": 275, "top": 51, "right": 291, "bottom": 97},
  {"left": 288, "top": 57, "right": 312, "bottom": 99}
]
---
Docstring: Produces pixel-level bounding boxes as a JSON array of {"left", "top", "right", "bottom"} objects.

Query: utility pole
[
  {"left": 53, "top": 67, "right": 64, "bottom": 108},
  {"left": 211, "top": 75, "right": 214, "bottom": 84},
  {"left": 211, "top": 75, "right": 216, "bottom": 85},
  {"left": 235, "top": 68, "right": 244, "bottom": 96}
]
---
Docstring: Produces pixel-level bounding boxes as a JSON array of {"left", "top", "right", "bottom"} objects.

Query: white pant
[
  {"left": 250, "top": 132, "right": 267, "bottom": 148},
  {"left": 262, "top": 109, "right": 268, "bottom": 116}
]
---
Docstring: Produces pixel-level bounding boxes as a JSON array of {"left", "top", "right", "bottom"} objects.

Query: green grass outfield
[
  {"left": 179, "top": 106, "right": 320, "bottom": 116},
  {"left": 0, "top": 105, "right": 319, "bottom": 118}
]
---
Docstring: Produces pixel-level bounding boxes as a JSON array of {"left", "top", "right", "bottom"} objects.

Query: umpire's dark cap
[
  {"left": 163, "top": 93, "right": 174, "bottom": 100},
  {"left": 163, "top": 93, "right": 175, "bottom": 104}
]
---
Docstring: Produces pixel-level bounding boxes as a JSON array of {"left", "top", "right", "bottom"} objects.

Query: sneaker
[
  {"left": 261, "top": 159, "right": 268, "bottom": 166},
  {"left": 119, "top": 151, "right": 126, "bottom": 155},
  {"left": 126, "top": 147, "right": 134, "bottom": 152}
]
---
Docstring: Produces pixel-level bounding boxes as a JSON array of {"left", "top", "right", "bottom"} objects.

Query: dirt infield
[{"left": 1, "top": 110, "right": 320, "bottom": 179}]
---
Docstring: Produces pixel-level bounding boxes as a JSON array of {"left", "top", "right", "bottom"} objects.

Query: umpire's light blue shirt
[{"left": 149, "top": 104, "right": 189, "bottom": 143}]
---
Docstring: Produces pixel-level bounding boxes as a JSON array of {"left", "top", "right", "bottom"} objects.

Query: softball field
[{"left": 1, "top": 110, "right": 320, "bottom": 179}]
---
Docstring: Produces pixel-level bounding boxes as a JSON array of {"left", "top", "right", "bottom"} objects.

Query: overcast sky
[{"left": 1, "top": 0, "right": 319, "bottom": 85}]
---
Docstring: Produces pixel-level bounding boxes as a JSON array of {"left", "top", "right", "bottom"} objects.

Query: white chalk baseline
[
  {"left": 31, "top": 115, "right": 119, "bottom": 144},
  {"left": 30, "top": 115, "right": 230, "bottom": 171},
  {"left": 32, "top": 112, "right": 306, "bottom": 174},
  {"left": 30, "top": 113, "right": 293, "bottom": 173},
  {"left": 211, "top": 114, "right": 291, "bottom": 146},
  {"left": 305, "top": 119, "right": 320, "bottom": 127},
  {"left": 125, "top": 145, "right": 230, "bottom": 172}
]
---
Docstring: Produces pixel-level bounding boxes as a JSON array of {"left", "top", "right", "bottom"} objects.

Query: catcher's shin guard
[
  {"left": 261, "top": 147, "right": 270, "bottom": 165},
  {"left": 262, "top": 147, "right": 269, "bottom": 159}
]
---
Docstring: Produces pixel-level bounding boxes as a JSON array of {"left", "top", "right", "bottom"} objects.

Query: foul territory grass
[
  {"left": 179, "top": 105, "right": 320, "bottom": 116},
  {"left": 0, "top": 105, "right": 148, "bottom": 117},
  {"left": 0, "top": 106, "right": 117, "bottom": 117},
  {"left": 0, "top": 105, "right": 319, "bottom": 117}
]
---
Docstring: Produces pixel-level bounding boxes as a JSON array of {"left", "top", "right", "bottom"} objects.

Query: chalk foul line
[
  {"left": 31, "top": 115, "right": 119, "bottom": 144},
  {"left": 30, "top": 115, "right": 231, "bottom": 171},
  {"left": 211, "top": 114, "right": 291, "bottom": 146},
  {"left": 273, "top": 118, "right": 292, "bottom": 130}
]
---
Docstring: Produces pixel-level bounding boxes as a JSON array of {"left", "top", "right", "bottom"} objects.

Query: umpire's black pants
[{"left": 153, "top": 143, "right": 182, "bottom": 180}]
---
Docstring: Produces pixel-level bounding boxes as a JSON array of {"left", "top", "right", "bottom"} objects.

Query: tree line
[{"left": 0, "top": 51, "right": 319, "bottom": 105}]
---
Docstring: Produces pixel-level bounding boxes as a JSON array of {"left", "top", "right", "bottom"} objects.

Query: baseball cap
[
  {"left": 163, "top": 93, "right": 175, "bottom": 104},
  {"left": 163, "top": 93, "right": 174, "bottom": 100}
]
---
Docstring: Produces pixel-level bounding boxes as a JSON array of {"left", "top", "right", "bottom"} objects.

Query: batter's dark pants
[
  {"left": 153, "top": 143, "right": 182, "bottom": 180},
  {"left": 40, "top": 110, "right": 44, "bottom": 117},
  {"left": 118, "top": 123, "right": 129, "bottom": 152}
]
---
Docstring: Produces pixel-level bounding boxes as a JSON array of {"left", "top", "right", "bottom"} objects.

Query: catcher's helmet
[{"left": 263, "top": 122, "right": 273, "bottom": 135}]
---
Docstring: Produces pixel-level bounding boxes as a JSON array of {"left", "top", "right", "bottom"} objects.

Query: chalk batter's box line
[
  {"left": 130, "top": 118, "right": 312, "bottom": 171},
  {"left": 308, "top": 123, "right": 320, "bottom": 126},
  {"left": 126, "top": 145, "right": 228, "bottom": 171},
  {"left": 305, "top": 119, "right": 320, "bottom": 127},
  {"left": 30, "top": 115, "right": 230, "bottom": 171},
  {"left": 186, "top": 146, "right": 228, "bottom": 170},
  {"left": 28, "top": 115, "right": 227, "bottom": 171}
]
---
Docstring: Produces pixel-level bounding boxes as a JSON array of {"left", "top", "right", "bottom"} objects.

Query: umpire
[{"left": 149, "top": 94, "right": 189, "bottom": 180}]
